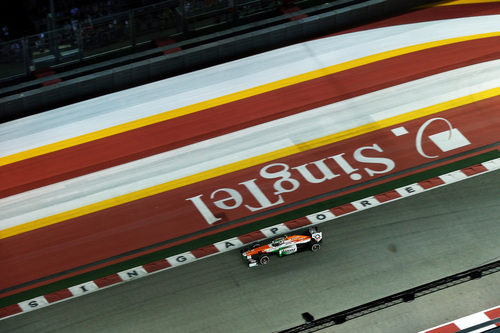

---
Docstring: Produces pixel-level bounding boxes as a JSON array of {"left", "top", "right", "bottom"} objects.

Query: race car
[{"left": 241, "top": 227, "right": 323, "bottom": 267}]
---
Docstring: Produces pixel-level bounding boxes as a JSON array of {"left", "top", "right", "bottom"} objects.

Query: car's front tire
[
  {"left": 311, "top": 243, "right": 320, "bottom": 252},
  {"left": 259, "top": 255, "right": 270, "bottom": 265}
]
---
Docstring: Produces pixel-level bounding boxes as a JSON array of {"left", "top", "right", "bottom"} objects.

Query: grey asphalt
[{"left": 1, "top": 171, "right": 499, "bottom": 333}]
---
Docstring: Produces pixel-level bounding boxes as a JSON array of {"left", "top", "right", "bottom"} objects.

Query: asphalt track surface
[{"left": 2, "top": 170, "right": 498, "bottom": 332}]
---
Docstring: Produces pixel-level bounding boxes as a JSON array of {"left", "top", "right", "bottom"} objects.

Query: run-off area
[{"left": 1, "top": 169, "right": 498, "bottom": 333}]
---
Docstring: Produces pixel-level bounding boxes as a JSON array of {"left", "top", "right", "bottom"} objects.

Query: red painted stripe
[
  {"left": 331, "top": 204, "right": 357, "bottom": 216},
  {"left": 374, "top": 190, "right": 402, "bottom": 203},
  {"left": 419, "top": 177, "right": 446, "bottom": 190},
  {"left": 142, "top": 259, "right": 172, "bottom": 273},
  {"left": 284, "top": 217, "right": 312, "bottom": 230},
  {"left": 2, "top": 96, "right": 499, "bottom": 294},
  {"left": 0, "top": 304, "right": 22, "bottom": 319},
  {"left": 238, "top": 231, "right": 266, "bottom": 244},
  {"left": 2, "top": 36, "right": 500, "bottom": 198},
  {"left": 191, "top": 244, "right": 219, "bottom": 258},
  {"left": 425, "top": 323, "right": 461, "bottom": 333},
  {"left": 94, "top": 274, "right": 122, "bottom": 288},
  {"left": 461, "top": 164, "right": 488, "bottom": 176},
  {"left": 485, "top": 306, "right": 500, "bottom": 326},
  {"left": 44, "top": 289, "right": 73, "bottom": 303}
]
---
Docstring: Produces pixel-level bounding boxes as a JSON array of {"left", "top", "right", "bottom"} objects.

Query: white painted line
[
  {"left": 429, "top": 128, "right": 471, "bottom": 152},
  {"left": 455, "top": 312, "right": 496, "bottom": 332},
  {"left": 213, "top": 237, "right": 244, "bottom": 252},
  {"left": 118, "top": 266, "right": 148, "bottom": 281},
  {"left": 391, "top": 126, "right": 408, "bottom": 136},
  {"left": 351, "top": 197, "right": 381, "bottom": 211},
  {"left": 395, "top": 183, "right": 425, "bottom": 197},
  {"left": 482, "top": 157, "right": 500, "bottom": 171},
  {"left": 4, "top": 15, "right": 500, "bottom": 157},
  {"left": 439, "top": 170, "right": 468, "bottom": 184},
  {"left": 167, "top": 252, "right": 196, "bottom": 267},
  {"left": 69, "top": 281, "right": 99, "bottom": 296},
  {"left": 306, "top": 210, "right": 336, "bottom": 224},
  {"left": 420, "top": 305, "right": 500, "bottom": 333},
  {"left": 261, "top": 224, "right": 291, "bottom": 237},
  {"left": 18, "top": 296, "right": 49, "bottom": 312},
  {"left": 4, "top": 62, "right": 500, "bottom": 231}
]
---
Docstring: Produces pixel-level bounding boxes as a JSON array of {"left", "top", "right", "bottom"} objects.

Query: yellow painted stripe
[
  {"left": 2, "top": 85, "right": 500, "bottom": 240},
  {"left": 434, "top": 0, "right": 500, "bottom": 6},
  {"left": 2, "top": 31, "right": 500, "bottom": 167}
]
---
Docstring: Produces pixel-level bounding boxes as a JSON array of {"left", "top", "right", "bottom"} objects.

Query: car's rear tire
[
  {"left": 259, "top": 255, "right": 270, "bottom": 265},
  {"left": 311, "top": 243, "right": 320, "bottom": 252}
]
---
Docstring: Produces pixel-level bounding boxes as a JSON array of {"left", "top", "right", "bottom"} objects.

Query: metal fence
[{"left": 0, "top": 0, "right": 299, "bottom": 82}]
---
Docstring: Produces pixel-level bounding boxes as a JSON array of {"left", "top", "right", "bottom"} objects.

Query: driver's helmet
[{"left": 272, "top": 238, "right": 284, "bottom": 246}]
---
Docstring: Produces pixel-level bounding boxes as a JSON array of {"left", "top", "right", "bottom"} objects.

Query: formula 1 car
[{"left": 241, "top": 227, "right": 322, "bottom": 267}]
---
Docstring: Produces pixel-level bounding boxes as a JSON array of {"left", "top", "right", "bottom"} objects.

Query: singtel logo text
[{"left": 186, "top": 143, "right": 395, "bottom": 224}]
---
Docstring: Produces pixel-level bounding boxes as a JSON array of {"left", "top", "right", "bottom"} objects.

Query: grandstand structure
[
  {"left": 0, "top": 0, "right": 435, "bottom": 122},
  {"left": 0, "top": 0, "right": 350, "bottom": 83}
]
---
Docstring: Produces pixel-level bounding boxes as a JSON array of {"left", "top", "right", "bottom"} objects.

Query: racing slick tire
[
  {"left": 311, "top": 243, "right": 321, "bottom": 252},
  {"left": 259, "top": 255, "right": 270, "bottom": 265}
]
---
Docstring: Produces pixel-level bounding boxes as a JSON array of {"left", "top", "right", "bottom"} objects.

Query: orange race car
[{"left": 241, "top": 227, "right": 323, "bottom": 267}]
